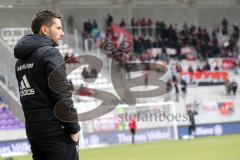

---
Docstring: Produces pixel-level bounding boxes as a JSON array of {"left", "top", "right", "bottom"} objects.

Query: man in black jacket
[
  {"left": 187, "top": 105, "right": 198, "bottom": 139},
  {"left": 14, "top": 10, "right": 80, "bottom": 160}
]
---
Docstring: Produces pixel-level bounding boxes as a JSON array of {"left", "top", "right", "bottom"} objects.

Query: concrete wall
[
  {"left": 0, "top": 8, "right": 37, "bottom": 28},
  {"left": 62, "top": 6, "right": 240, "bottom": 33},
  {"left": 0, "top": 5, "right": 239, "bottom": 33}
]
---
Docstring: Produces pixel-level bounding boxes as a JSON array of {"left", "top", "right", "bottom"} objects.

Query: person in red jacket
[{"left": 129, "top": 115, "right": 137, "bottom": 144}]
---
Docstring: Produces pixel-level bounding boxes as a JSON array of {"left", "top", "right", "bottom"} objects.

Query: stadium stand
[
  {"left": 0, "top": 102, "right": 24, "bottom": 131},
  {"left": 0, "top": 96, "right": 26, "bottom": 142}
]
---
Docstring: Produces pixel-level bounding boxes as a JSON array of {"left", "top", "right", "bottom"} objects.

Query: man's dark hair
[{"left": 31, "top": 10, "right": 61, "bottom": 34}]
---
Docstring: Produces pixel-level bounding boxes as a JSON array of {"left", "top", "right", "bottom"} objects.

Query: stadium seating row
[{"left": 0, "top": 99, "right": 24, "bottom": 131}]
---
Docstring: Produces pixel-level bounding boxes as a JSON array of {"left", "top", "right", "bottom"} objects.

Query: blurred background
[{"left": 0, "top": 0, "right": 240, "bottom": 159}]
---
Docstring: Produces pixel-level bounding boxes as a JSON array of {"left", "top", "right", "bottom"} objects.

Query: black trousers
[
  {"left": 130, "top": 129, "right": 136, "bottom": 143},
  {"left": 189, "top": 124, "right": 196, "bottom": 136},
  {"left": 29, "top": 135, "right": 79, "bottom": 160}
]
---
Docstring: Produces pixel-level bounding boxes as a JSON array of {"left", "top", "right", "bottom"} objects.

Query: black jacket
[{"left": 14, "top": 34, "right": 80, "bottom": 140}]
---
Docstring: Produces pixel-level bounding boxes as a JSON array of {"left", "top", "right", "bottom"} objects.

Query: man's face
[{"left": 46, "top": 18, "right": 64, "bottom": 45}]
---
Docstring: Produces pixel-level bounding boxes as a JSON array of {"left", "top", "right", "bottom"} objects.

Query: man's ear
[{"left": 39, "top": 25, "right": 49, "bottom": 36}]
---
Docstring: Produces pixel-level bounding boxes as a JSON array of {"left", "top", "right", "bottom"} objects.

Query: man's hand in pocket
[{"left": 70, "top": 132, "right": 79, "bottom": 143}]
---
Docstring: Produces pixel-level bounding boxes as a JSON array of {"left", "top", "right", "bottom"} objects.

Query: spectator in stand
[
  {"left": 155, "top": 21, "right": 160, "bottom": 36},
  {"left": 172, "top": 75, "right": 179, "bottom": 101},
  {"left": 159, "top": 48, "right": 170, "bottom": 64},
  {"left": 225, "top": 79, "right": 232, "bottom": 96},
  {"left": 175, "top": 63, "right": 183, "bottom": 73},
  {"left": 196, "top": 65, "right": 202, "bottom": 72},
  {"left": 106, "top": 13, "right": 113, "bottom": 27},
  {"left": 133, "top": 37, "right": 140, "bottom": 55},
  {"left": 205, "top": 42, "right": 213, "bottom": 58},
  {"left": 140, "top": 52, "right": 150, "bottom": 62},
  {"left": 131, "top": 17, "right": 137, "bottom": 36},
  {"left": 159, "top": 21, "right": 167, "bottom": 41},
  {"left": 232, "top": 23, "right": 239, "bottom": 39},
  {"left": 231, "top": 80, "right": 238, "bottom": 96},
  {"left": 82, "top": 30, "right": 92, "bottom": 51},
  {"left": 233, "top": 23, "right": 239, "bottom": 38},
  {"left": 84, "top": 20, "right": 92, "bottom": 33},
  {"left": 188, "top": 65, "right": 194, "bottom": 73},
  {"left": 119, "top": 19, "right": 126, "bottom": 28},
  {"left": 232, "top": 46, "right": 239, "bottom": 58},
  {"left": 133, "top": 37, "right": 146, "bottom": 57},
  {"left": 214, "top": 64, "right": 220, "bottom": 71},
  {"left": 212, "top": 39, "right": 221, "bottom": 57},
  {"left": 129, "top": 53, "right": 137, "bottom": 61},
  {"left": 175, "top": 42, "right": 182, "bottom": 61},
  {"left": 92, "top": 19, "right": 98, "bottom": 29},
  {"left": 140, "top": 18, "right": 147, "bottom": 37},
  {"left": 147, "top": 18, "right": 153, "bottom": 36},
  {"left": 82, "top": 67, "right": 89, "bottom": 79},
  {"left": 222, "top": 17, "right": 229, "bottom": 35},
  {"left": 235, "top": 54, "right": 240, "bottom": 74},
  {"left": 181, "top": 78, "right": 187, "bottom": 99},
  {"left": 142, "top": 38, "right": 152, "bottom": 52},
  {"left": 138, "top": 36, "right": 145, "bottom": 54},
  {"left": 91, "top": 23, "right": 100, "bottom": 45},
  {"left": 203, "top": 61, "right": 211, "bottom": 71},
  {"left": 230, "top": 23, "right": 240, "bottom": 48},
  {"left": 202, "top": 29, "right": 210, "bottom": 44},
  {"left": 166, "top": 24, "right": 177, "bottom": 48}
]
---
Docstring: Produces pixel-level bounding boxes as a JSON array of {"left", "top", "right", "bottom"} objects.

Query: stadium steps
[{"left": 0, "top": 36, "right": 25, "bottom": 124}]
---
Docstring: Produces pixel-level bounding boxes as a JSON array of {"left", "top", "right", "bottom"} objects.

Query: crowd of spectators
[
  {"left": 81, "top": 19, "right": 101, "bottom": 51},
  {"left": 225, "top": 79, "right": 238, "bottom": 96},
  {"left": 105, "top": 16, "right": 239, "bottom": 63},
  {"left": 65, "top": 15, "right": 240, "bottom": 101},
  {"left": 133, "top": 19, "right": 239, "bottom": 61},
  {"left": 66, "top": 14, "right": 240, "bottom": 64}
]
